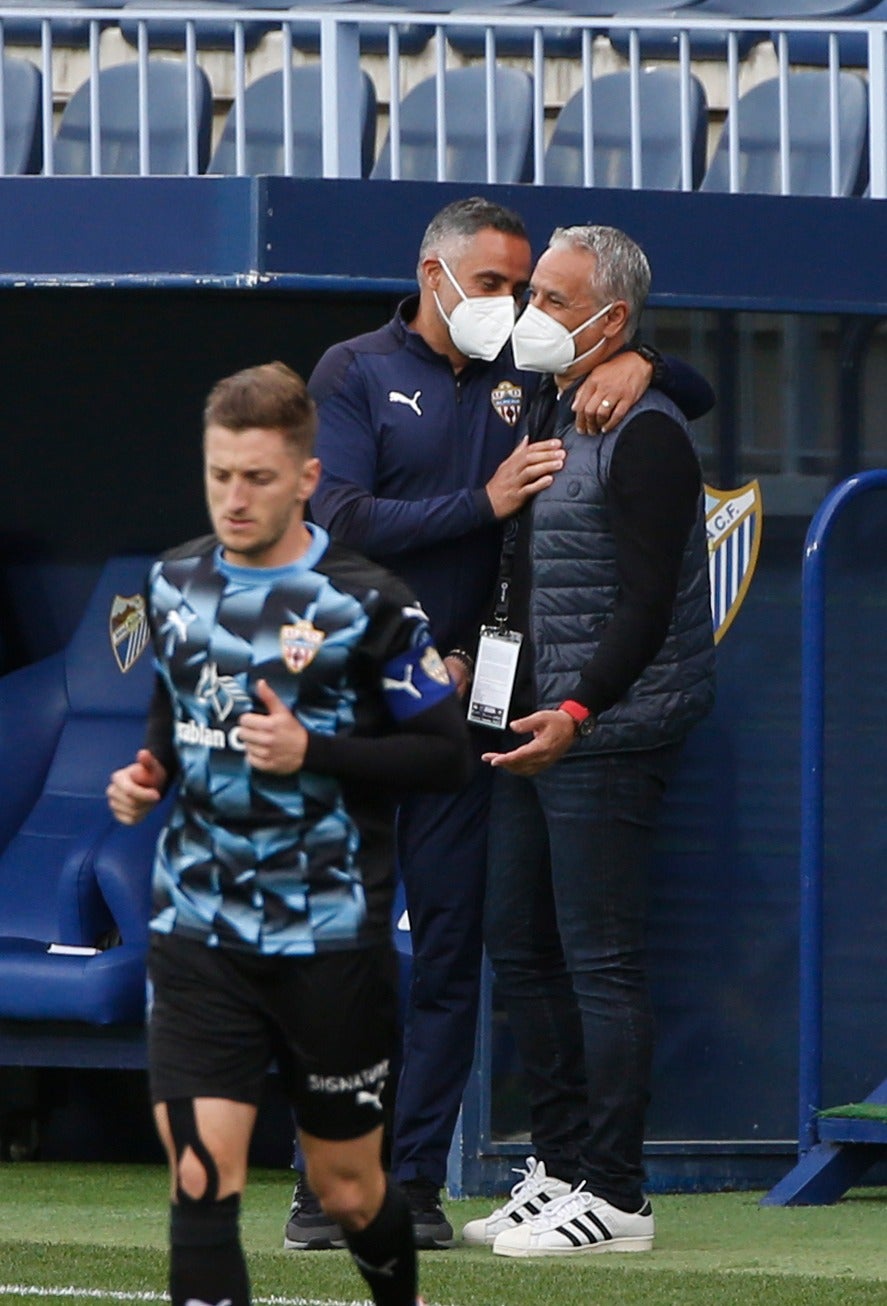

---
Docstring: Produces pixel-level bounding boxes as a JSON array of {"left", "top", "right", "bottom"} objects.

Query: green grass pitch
[{"left": 1, "top": 1163, "right": 885, "bottom": 1306}]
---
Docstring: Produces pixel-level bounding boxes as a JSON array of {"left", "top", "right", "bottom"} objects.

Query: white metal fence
[{"left": 2, "top": 3, "right": 887, "bottom": 193}]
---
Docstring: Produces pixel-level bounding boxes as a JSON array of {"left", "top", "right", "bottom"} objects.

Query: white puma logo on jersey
[
  {"left": 160, "top": 605, "right": 196, "bottom": 656},
  {"left": 388, "top": 389, "right": 423, "bottom": 416},
  {"left": 382, "top": 664, "right": 423, "bottom": 699}
]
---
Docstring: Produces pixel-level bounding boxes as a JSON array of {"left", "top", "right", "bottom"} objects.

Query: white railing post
[
  {"left": 581, "top": 26, "right": 594, "bottom": 188},
  {"left": 388, "top": 24, "right": 401, "bottom": 180},
  {"left": 320, "top": 14, "right": 362, "bottom": 179},
  {"left": 869, "top": 25, "right": 887, "bottom": 198},
  {"left": 0, "top": 28, "right": 6, "bottom": 178},
  {"left": 88, "top": 17, "right": 101, "bottom": 176},
  {"left": 40, "top": 17, "right": 53, "bottom": 175},
  {"left": 282, "top": 22, "right": 294, "bottom": 176},
  {"left": 185, "top": 20, "right": 197, "bottom": 176},
  {"left": 532, "top": 26, "right": 544, "bottom": 184},
  {"left": 137, "top": 20, "right": 149, "bottom": 176},
  {"left": 484, "top": 26, "right": 497, "bottom": 184},
  {"left": 434, "top": 25, "right": 447, "bottom": 183}
]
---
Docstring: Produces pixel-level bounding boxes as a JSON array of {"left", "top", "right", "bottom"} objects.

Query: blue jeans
[{"left": 485, "top": 743, "right": 680, "bottom": 1211}]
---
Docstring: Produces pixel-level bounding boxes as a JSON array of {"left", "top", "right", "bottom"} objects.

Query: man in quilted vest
[{"left": 466, "top": 225, "right": 715, "bottom": 1257}]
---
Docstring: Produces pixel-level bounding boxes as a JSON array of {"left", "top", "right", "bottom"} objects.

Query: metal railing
[{"left": 1, "top": 3, "right": 887, "bottom": 192}]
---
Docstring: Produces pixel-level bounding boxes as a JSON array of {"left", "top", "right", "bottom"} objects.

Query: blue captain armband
[{"left": 381, "top": 636, "right": 456, "bottom": 721}]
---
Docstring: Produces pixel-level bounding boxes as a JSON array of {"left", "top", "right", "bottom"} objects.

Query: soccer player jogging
[{"left": 107, "top": 362, "right": 469, "bottom": 1306}]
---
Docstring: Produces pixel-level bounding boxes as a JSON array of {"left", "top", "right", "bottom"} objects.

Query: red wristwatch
[{"left": 557, "top": 699, "right": 595, "bottom": 738}]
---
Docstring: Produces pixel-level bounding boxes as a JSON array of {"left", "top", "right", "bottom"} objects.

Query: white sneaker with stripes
[
  {"left": 491, "top": 1184, "right": 654, "bottom": 1256},
  {"left": 460, "top": 1157, "right": 572, "bottom": 1246}
]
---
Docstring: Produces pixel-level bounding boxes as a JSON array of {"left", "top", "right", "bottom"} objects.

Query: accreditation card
[{"left": 466, "top": 625, "right": 523, "bottom": 730}]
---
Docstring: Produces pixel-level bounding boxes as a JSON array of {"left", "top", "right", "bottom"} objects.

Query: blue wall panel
[{"left": 0, "top": 177, "right": 255, "bottom": 278}]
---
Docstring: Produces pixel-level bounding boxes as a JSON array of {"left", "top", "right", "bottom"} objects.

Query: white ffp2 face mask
[
  {"left": 433, "top": 257, "right": 517, "bottom": 362},
  {"left": 511, "top": 300, "right": 615, "bottom": 374}
]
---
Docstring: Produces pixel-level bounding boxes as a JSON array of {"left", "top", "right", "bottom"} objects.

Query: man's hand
[
  {"left": 238, "top": 678, "right": 308, "bottom": 774},
  {"left": 481, "top": 709, "right": 575, "bottom": 776},
  {"left": 572, "top": 351, "right": 654, "bottom": 435},
  {"left": 485, "top": 436, "right": 566, "bottom": 519},
  {"left": 107, "top": 749, "right": 168, "bottom": 825}
]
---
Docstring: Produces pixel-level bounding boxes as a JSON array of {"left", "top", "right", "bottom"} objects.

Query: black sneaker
[
  {"left": 283, "top": 1174, "right": 346, "bottom": 1250},
  {"left": 401, "top": 1177, "right": 455, "bottom": 1249}
]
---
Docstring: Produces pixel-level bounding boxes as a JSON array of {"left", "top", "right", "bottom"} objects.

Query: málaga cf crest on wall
[{"left": 705, "top": 480, "right": 762, "bottom": 644}]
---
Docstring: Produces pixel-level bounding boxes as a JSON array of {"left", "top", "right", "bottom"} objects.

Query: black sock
[
  {"left": 169, "top": 1194, "right": 250, "bottom": 1306},
  {"left": 343, "top": 1179, "right": 417, "bottom": 1306}
]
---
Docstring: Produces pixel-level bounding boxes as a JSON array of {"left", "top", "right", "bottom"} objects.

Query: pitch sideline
[{"left": 0, "top": 1290, "right": 369, "bottom": 1306}]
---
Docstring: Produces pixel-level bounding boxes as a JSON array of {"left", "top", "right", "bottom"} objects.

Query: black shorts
[{"left": 147, "top": 933, "right": 397, "bottom": 1141}]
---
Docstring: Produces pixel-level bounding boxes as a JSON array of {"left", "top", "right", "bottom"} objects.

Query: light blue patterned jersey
[{"left": 146, "top": 526, "right": 454, "bottom": 955}]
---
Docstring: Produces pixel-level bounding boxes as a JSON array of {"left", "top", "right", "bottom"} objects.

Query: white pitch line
[{"left": 0, "top": 1291, "right": 370, "bottom": 1306}]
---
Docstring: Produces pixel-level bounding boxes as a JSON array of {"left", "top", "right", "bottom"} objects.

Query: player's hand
[
  {"left": 238, "top": 678, "right": 308, "bottom": 774},
  {"left": 572, "top": 350, "right": 654, "bottom": 434},
  {"left": 481, "top": 709, "right": 576, "bottom": 776},
  {"left": 444, "top": 655, "right": 472, "bottom": 700},
  {"left": 485, "top": 436, "right": 566, "bottom": 519},
  {"left": 107, "top": 749, "right": 167, "bottom": 825}
]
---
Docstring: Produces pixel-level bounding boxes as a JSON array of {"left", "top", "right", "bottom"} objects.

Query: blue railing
[{"left": 797, "top": 468, "right": 887, "bottom": 1154}]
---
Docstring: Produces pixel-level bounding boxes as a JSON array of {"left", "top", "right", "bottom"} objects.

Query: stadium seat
[
  {"left": 608, "top": 0, "right": 877, "bottom": 61},
  {"left": 444, "top": 0, "right": 588, "bottom": 61},
  {"left": 208, "top": 65, "right": 377, "bottom": 177},
  {"left": 0, "top": 0, "right": 124, "bottom": 47},
  {"left": 372, "top": 66, "right": 534, "bottom": 183},
  {"left": 118, "top": 0, "right": 275, "bottom": 53},
  {"left": 775, "top": 0, "right": 884, "bottom": 64},
  {"left": 701, "top": 70, "right": 869, "bottom": 195},
  {"left": 51, "top": 59, "right": 212, "bottom": 175},
  {"left": 543, "top": 69, "right": 708, "bottom": 190},
  {"left": 287, "top": 0, "right": 431, "bottom": 58},
  {"left": 1, "top": 55, "right": 42, "bottom": 175},
  {"left": 0, "top": 556, "right": 164, "bottom": 1026}
]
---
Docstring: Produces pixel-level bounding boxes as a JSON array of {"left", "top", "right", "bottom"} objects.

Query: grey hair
[
  {"left": 417, "top": 196, "right": 528, "bottom": 276},
  {"left": 548, "top": 225, "right": 651, "bottom": 338}
]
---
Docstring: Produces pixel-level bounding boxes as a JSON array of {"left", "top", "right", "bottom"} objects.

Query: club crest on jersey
[
  {"left": 421, "top": 645, "right": 451, "bottom": 686},
  {"left": 491, "top": 380, "right": 523, "bottom": 427},
  {"left": 280, "top": 619, "right": 325, "bottom": 673},
  {"left": 705, "top": 480, "right": 763, "bottom": 644},
  {"left": 109, "top": 593, "right": 150, "bottom": 673}
]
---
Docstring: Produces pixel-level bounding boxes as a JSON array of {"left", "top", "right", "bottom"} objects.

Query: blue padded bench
[{"left": 0, "top": 556, "right": 165, "bottom": 1035}]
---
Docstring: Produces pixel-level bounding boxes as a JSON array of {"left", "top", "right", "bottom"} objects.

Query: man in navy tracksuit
[{"left": 286, "top": 197, "right": 714, "bottom": 1248}]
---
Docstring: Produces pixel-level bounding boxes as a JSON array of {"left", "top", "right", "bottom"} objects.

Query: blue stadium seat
[
  {"left": 0, "top": 0, "right": 124, "bottom": 47},
  {"left": 287, "top": 0, "right": 431, "bottom": 58},
  {"left": 51, "top": 59, "right": 212, "bottom": 175},
  {"left": 0, "top": 556, "right": 165, "bottom": 1026},
  {"left": 775, "top": 0, "right": 884, "bottom": 64},
  {"left": 372, "top": 65, "right": 534, "bottom": 183},
  {"left": 544, "top": 69, "right": 708, "bottom": 189},
  {"left": 608, "top": 0, "right": 877, "bottom": 61},
  {"left": 208, "top": 66, "right": 377, "bottom": 177},
  {"left": 701, "top": 69, "right": 869, "bottom": 195},
  {"left": 1, "top": 55, "right": 42, "bottom": 175},
  {"left": 119, "top": 0, "right": 276, "bottom": 53},
  {"left": 444, "top": 0, "right": 589, "bottom": 61}
]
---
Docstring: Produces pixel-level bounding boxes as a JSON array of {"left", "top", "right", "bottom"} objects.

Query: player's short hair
[
  {"left": 548, "top": 225, "right": 651, "bottom": 338},
  {"left": 203, "top": 361, "right": 317, "bottom": 458},
  {"left": 418, "top": 196, "right": 528, "bottom": 272}
]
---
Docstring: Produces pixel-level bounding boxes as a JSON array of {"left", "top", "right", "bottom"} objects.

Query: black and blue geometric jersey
[{"left": 146, "top": 524, "right": 456, "bottom": 956}]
